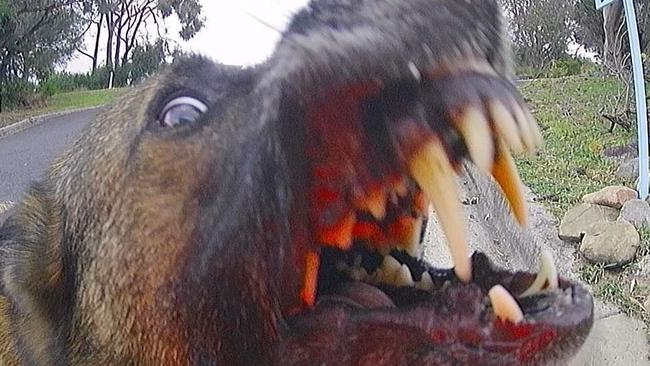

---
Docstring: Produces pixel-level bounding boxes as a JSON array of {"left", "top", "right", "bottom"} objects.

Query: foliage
[
  {"left": 516, "top": 58, "right": 598, "bottom": 79},
  {"left": 501, "top": 0, "right": 575, "bottom": 68},
  {"left": 0, "top": 0, "right": 87, "bottom": 111}
]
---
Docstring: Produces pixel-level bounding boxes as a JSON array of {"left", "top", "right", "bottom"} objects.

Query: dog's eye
[{"left": 159, "top": 96, "right": 208, "bottom": 127}]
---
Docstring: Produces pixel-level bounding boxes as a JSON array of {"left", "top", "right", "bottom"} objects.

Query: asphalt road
[{"left": 0, "top": 108, "right": 101, "bottom": 202}]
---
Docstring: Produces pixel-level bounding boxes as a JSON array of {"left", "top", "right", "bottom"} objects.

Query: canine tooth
[
  {"left": 491, "top": 139, "right": 527, "bottom": 226},
  {"left": 489, "top": 101, "right": 525, "bottom": 154},
  {"left": 488, "top": 285, "right": 524, "bottom": 324},
  {"left": 395, "top": 264, "right": 415, "bottom": 287},
  {"left": 408, "top": 140, "right": 471, "bottom": 282},
  {"left": 457, "top": 107, "right": 494, "bottom": 172},
  {"left": 521, "top": 249, "right": 559, "bottom": 297},
  {"left": 416, "top": 271, "right": 434, "bottom": 291}
]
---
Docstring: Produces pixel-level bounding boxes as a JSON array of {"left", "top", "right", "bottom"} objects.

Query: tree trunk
[
  {"left": 92, "top": 14, "right": 103, "bottom": 73},
  {"left": 603, "top": 3, "right": 627, "bottom": 74},
  {"left": 106, "top": 12, "right": 114, "bottom": 72}
]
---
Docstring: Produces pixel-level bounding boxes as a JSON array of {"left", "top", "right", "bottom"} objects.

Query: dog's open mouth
[
  {"left": 281, "top": 63, "right": 593, "bottom": 360},
  {"left": 295, "top": 64, "right": 542, "bottom": 304}
]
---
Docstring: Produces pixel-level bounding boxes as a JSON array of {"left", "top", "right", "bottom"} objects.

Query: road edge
[{"left": 0, "top": 105, "right": 105, "bottom": 140}]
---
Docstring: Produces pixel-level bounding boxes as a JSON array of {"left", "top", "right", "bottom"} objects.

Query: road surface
[{"left": 0, "top": 108, "right": 101, "bottom": 202}]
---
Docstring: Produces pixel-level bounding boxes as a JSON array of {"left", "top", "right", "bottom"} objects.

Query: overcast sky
[{"left": 66, "top": 0, "right": 309, "bottom": 73}]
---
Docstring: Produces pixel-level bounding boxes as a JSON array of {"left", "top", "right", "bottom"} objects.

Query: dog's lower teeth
[
  {"left": 381, "top": 255, "right": 401, "bottom": 278},
  {"left": 395, "top": 264, "right": 415, "bottom": 287},
  {"left": 415, "top": 271, "right": 434, "bottom": 291},
  {"left": 521, "top": 249, "right": 558, "bottom": 297}
]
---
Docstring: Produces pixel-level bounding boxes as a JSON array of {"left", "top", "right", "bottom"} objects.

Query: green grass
[
  {"left": 518, "top": 75, "right": 648, "bottom": 332},
  {"left": 45, "top": 88, "right": 128, "bottom": 112},
  {"left": 0, "top": 88, "right": 129, "bottom": 129},
  {"left": 517, "top": 76, "right": 634, "bottom": 217}
]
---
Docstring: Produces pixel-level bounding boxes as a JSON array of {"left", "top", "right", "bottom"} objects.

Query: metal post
[{"left": 622, "top": 0, "right": 648, "bottom": 199}]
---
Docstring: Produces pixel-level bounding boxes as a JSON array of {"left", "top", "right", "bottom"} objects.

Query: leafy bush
[
  {"left": 1, "top": 80, "right": 46, "bottom": 110},
  {"left": 516, "top": 57, "right": 598, "bottom": 79}
]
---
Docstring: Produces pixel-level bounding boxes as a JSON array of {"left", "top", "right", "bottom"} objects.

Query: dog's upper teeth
[
  {"left": 408, "top": 139, "right": 471, "bottom": 283},
  {"left": 457, "top": 107, "right": 494, "bottom": 173},
  {"left": 521, "top": 249, "right": 559, "bottom": 297},
  {"left": 491, "top": 139, "right": 528, "bottom": 226},
  {"left": 489, "top": 285, "right": 524, "bottom": 324}
]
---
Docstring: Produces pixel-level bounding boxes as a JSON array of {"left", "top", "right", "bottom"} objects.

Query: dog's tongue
[{"left": 317, "top": 282, "right": 396, "bottom": 309}]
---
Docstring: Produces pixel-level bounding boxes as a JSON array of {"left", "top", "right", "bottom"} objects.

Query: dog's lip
[{"left": 312, "top": 250, "right": 594, "bottom": 347}]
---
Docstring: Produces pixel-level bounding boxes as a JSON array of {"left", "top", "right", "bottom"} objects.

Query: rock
[
  {"left": 602, "top": 142, "right": 638, "bottom": 161},
  {"left": 579, "top": 221, "right": 639, "bottom": 266},
  {"left": 618, "top": 199, "right": 650, "bottom": 229},
  {"left": 582, "top": 185, "right": 637, "bottom": 209},
  {"left": 559, "top": 203, "right": 619, "bottom": 242},
  {"left": 615, "top": 158, "right": 639, "bottom": 181}
]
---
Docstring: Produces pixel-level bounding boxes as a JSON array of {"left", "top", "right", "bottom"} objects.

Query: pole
[{"left": 622, "top": 0, "right": 648, "bottom": 199}]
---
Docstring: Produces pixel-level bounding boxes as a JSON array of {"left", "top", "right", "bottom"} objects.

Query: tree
[
  {"left": 77, "top": 0, "right": 204, "bottom": 77},
  {"left": 0, "top": 0, "right": 87, "bottom": 111},
  {"left": 501, "top": 0, "right": 576, "bottom": 69}
]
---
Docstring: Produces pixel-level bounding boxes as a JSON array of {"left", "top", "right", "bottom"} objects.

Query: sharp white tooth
[
  {"left": 456, "top": 107, "right": 494, "bottom": 172},
  {"left": 491, "top": 139, "right": 528, "bottom": 226},
  {"left": 408, "top": 140, "right": 471, "bottom": 282},
  {"left": 489, "top": 101, "right": 525, "bottom": 154},
  {"left": 381, "top": 255, "right": 402, "bottom": 279},
  {"left": 405, "top": 217, "right": 423, "bottom": 257},
  {"left": 524, "top": 107, "right": 544, "bottom": 147},
  {"left": 395, "top": 264, "right": 415, "bottom": 287},
  {"left": 511, "top": 104, "right": 538, "bottom": 154},
  {"left": 489, "top": 285, "right": 524, "bottom": 324},
  {"left": 521, "top": 249, "right": 559, "bottom": 297},
  {"left": 416, "top": 271, "right": 434, "bottom": 291}
]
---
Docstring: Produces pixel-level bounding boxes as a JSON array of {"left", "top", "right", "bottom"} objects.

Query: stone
[
  {"left": 618, "top": 199, "right": 650, "bottom": 229},
  {"left": 579, "top": 221, "right": 639, "bottom": 267},
  {"left": 558, "top": 203, "right": 619, "bottom": 242},
  {"left": 615, "top": 157, "right": 639, "bottom": 181},
  {"left": 582, "top": 185, "right": 637, "bottom": 209},
  {"left": 602, "top": 142, "right": 638, "bottom": 161}
]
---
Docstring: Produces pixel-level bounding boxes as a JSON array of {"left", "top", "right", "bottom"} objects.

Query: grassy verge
[
  {"left": 0, "top": 88, "right": 129, "bottom": 129},
  {"left": 517, "top": 75, "right": 648, "bottom": 333}
]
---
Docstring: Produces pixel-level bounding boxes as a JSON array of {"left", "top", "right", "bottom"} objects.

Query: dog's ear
[{"left": 0, "top": 182, "right": 69, "bottom": 365}]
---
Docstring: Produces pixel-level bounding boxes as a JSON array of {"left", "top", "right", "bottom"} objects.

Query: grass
[
  {"left": 517, "top": 76, "right": 634, "bottom": 217},
  {"left": 0, "top": 88, "right": 129, "bottom": 129},
  {"left": 517, "top": 75, "right": 649, "bottom": 332}
]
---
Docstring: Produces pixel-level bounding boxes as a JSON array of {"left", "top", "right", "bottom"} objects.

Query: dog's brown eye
[{"left": 160, "top": 96, "right": 207, "bottom": 127}]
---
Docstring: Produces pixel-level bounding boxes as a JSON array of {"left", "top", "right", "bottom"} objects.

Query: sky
[{"left": 65, "top": 0, "right": 309, "bottom": 73}]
